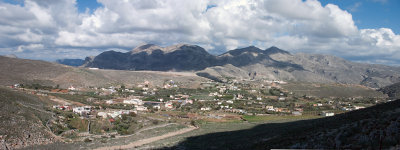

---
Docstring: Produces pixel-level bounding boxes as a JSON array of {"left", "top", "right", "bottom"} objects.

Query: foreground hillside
[
  {"left": 84, "top": 44, "right": 400, "bottom": 88},
  {"left": 163, "top": 99, "right": 400, "bottom": 149},
  {"left": 0, "top": 56, "right": 207, "bottom": 88},
  {"left": 0, "top": 87, "right": 58, "bottom": 149}
]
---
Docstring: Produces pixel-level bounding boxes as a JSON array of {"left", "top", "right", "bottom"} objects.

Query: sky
[{"left": 0, "top": 0, "right": 399, "bottom": 65}]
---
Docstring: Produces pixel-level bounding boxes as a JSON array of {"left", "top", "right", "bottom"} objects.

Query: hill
[
  {"left": 282, "top": 82, "right": 386, "bottom": 98},
  {"left": 379, "top": 82, "right": 400, "bottom": 98},
  {"left": 165, "top": 99, "right": 400, "bottom": 149},
  {"left": 0, "top": 56, "right": 207, "bottom": 88},
  {"left": 84, "top": 44, "right": 400, "bottom": 88},
  {"left": 0, "top": 87, "right": 59, "bottom": 149}
]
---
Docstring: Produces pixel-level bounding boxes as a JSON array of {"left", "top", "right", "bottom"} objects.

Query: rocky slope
[
  {"left": 260, "top": 99, "right": 400, "bottom": 149},
  {"left": 0, "top": 87, "right": 59, "bottom": 149},
  {"left": 379, "top": 82, "right": 400, "bottom": 98}
]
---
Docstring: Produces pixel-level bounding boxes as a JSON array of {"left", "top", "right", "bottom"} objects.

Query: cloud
[
  {"left": 0, "top": 0, "right": 399, "bottom": 65},
  {"left": 370, "top": 0, "right": 388, "bottom": 4},
  {"left": 348, "top": 2, "right": 362, "bottom": 12}
]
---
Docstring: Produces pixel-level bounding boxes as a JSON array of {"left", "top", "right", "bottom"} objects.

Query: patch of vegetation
[
  {"left": 67, "top": 116, "right": 89, "bottom": 132},
  {"left": 113, "top": 113, "right": 139, "bottom": 135},
  {"left": 242, "top": 115, "right": 321, "bottom": 123}
]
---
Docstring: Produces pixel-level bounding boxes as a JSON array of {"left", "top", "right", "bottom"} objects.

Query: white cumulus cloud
[{"left": 0, "top": 0, "right": 399, "bottom": 65}]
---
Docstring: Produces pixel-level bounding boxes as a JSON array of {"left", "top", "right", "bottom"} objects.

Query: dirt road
[{"left": 94, "top": 126, "right": 197, "bottom": 150}]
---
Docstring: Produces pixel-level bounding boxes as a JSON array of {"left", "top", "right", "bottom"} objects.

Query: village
[{"left": 8, "top": 78, "right": 387, "bottom": 141}]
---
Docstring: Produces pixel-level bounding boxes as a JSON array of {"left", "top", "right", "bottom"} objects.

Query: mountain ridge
[{"left": 83, "top": 44, "right": 400, "bottom": 88}]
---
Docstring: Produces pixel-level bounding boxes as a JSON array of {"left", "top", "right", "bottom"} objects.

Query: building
[
  {"left": 321, "top": 111, "right": 334, "bottom": 116},
  {"left": 266, "top": 106, "right": 274, "bottom": 111},
  {"left": 123, "top": 99, "right": 143, "bottom": 105},
  {"left": 53, "top": 105, "right": 72, "bottom": 111},
  {"left": 98, "top": 110, "right": 134, "bottom": 118},
  {"left": 200, "top": 107, "right": 211, "bottom": 111},
  {"left": 68, "top": 86, "right": 76, "bottom": 91},
  {"left": 278, "top": 97, "right": 286, "bottom": 101},
  {"left": 73, "top": 106, "right": 92, "bottom": 115},
  {"left": 136, "top": 105, "right": 148, "bottom": 111},
  {"left": 183, "top": 99, "right": 193, "bottom": 105},
  {"left": 165, "top": 102, "right": 173, "bottom": 109},
  {"left": 97, "top": 112, "right": 108, "bottom": 118},
  {"left": 153, "top": 105, "right": 161, "bottom": 110}
]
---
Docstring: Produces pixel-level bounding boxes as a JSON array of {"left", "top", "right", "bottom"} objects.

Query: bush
[
  {"left": 152, "top": 120, "right": 159, "bottom": 125},
  {"left": 84, "top": 138, "right": 92, "bottom": 142},
  {"left": 190, "top": 120, "right": 197, "bottom": 127}
]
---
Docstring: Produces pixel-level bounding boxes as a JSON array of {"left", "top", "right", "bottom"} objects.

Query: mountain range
[
  {"left": 84, "top": 44, "right": 400, "bottom": 88},
  {"left": 56, "top": 59, "right": 85, "bottom": 67}
]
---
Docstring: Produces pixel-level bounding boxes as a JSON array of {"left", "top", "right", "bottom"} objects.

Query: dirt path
[
  {"left": 94, "top": 126, "right": 197, "bottom": 150},
  {"left": 115, "top": 123, "right": 178, "bottom": 139},
  {"left": 48, "top": 95, "right": 85, "bottom": 106}
]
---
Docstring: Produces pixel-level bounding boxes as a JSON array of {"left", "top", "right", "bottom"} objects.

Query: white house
[
  {"left": 165, "top": 102, "right": 173, "bottom": 109},
  {"left": 322, "top": 111, "right": 334, "bottom": 116},
  {"left": 106, "top": 100, "right": 114, "bottom": 104},
  {"left": 226, "top": 100, "right": 234, "bottom": 104},
  {"left": 266, "top": 106, "right": 274, "bottom": 111},
  {"left": 136, "top": 105, "right": 148, "bottom": 111},
  {"left": 73, "top": 106, "right": 92, "bottom": 115},
  {"left": 123, "top": 99, "right": 143, "bottom": 105},
  {"left": 220, "top": 105, "right": 229, "bottom": 109},
  {"left": 153, "top": 105, "right": 161, "bottom": 110},
  {"left": 68, "top": 86, "right": 76, "bottom": 91},
  {"left": 102, "top": 110, "right": 133, "bottom": 118},
  {"left": 184, "top": 99, "right": 193, "bottom": 104},
  {"left": 97, "top": 112, "right": 108, "bottom": 118},
  {"left": 200, "top": 107, "right": 211, "bottom": 111}
]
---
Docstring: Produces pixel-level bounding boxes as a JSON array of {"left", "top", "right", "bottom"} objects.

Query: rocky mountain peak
[
  {"left": 131, "top": 43, "right": 204, "bottom": 55},
  {"left": 220, "top": 46, "right": 263, "bottom": 57},
  {"left": 131, "top": 44, "right": 162, "bottom": 54},
  {"left": 264, "top": 46, "right": 290, "bottom": 55}
]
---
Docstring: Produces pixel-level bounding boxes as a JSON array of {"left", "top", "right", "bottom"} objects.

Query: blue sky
[
  {"left": 76, "top": 0, "right": 102, "bottom": 13},
  {"left": 320, "top": 0, "right": 400, "bottom": 34},
  {"left": 0, "top": 0, "right": 399, "bottom": 65}
]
